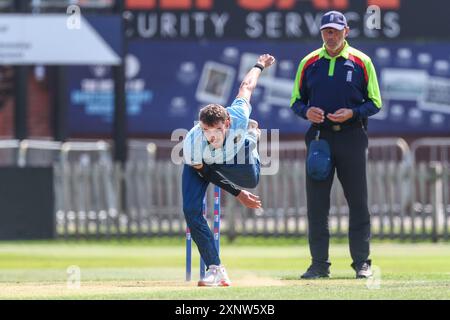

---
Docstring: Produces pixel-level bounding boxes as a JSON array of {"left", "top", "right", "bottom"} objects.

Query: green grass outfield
[{"left": 0, "top": 238, "right": 449, "bottom": 300}]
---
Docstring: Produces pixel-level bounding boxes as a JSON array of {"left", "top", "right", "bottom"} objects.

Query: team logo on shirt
[
  {"left": 346, "top": 70, "right": 353, "bottom": 82},
  {"left": 344, "top": 60, "right": 354, "bottom": 82}
]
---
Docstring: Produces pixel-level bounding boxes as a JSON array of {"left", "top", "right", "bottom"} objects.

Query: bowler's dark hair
[{"left": 198, "top": 104, "right": 229, "bottom": 126}]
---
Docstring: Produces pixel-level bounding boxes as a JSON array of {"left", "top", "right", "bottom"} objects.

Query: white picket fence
[{"left": 0, "top": 137, "right": 449, "bottom": 240}]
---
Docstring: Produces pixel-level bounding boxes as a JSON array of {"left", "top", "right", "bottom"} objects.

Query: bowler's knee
[
  {"left": 183, "top": 206, "right": 199, "bottom": 223},
  {"left": 192, "top": 164, "right": 203, "bottom": 170}
]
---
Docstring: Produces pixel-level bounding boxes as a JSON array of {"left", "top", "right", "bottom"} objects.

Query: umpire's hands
[
  {"left": 327, "top": 108, "right": 354, "bottom": 122},
  {"left": 236, "top": 190, "right": 262, "bottom": 209},
  {"left": 306, "top": 107, "right": 325, "bottom": 123}
]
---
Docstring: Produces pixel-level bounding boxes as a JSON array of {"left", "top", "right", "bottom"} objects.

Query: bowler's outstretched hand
[
  {"left": 236, "top": 190, "right": 262, "bottom": 209},
  {"left": 257, "top": 54, "right": 276, "bottom": 69}
]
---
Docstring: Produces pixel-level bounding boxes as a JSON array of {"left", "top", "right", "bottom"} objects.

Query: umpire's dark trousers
[{"left": 305, "top": 123, "right": 371, "bottom": 269}]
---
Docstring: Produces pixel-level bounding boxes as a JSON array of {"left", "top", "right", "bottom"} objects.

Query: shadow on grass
[{"left": 280, "top": 275, "right": 358, "bottom": 281}]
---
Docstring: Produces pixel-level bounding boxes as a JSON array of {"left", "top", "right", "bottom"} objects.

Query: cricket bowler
[{"left": 182, "top": 54, "right": 276, "bottom": 287}]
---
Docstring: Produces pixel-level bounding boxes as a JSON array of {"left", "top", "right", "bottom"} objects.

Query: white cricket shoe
[{"left": 197, "top": 265, "right": 231, "bottom": 287}]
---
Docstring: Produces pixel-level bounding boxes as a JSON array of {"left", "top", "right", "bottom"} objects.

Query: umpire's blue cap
[
  {"left": 320, "top": 11, "right": 348, "bottom": 31},
  {"left": 306, "top": 139, "right": 332, "bottom": 181}
]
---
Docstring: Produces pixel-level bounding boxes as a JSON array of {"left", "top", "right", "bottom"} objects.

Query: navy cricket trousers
[
  {"left": 305, "top": 125, "right": 371, "bottom": 269},
  {"left": 182, "top": 140, "right": 260, "bottom": 267}
]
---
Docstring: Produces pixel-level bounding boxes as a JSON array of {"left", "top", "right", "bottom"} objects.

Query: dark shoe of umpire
[
  {"left": 351, "top": 259, "right": 373, "bottom": 279},
  {"left": 300, "top": 263, "right": 330, "bottom": 279}
]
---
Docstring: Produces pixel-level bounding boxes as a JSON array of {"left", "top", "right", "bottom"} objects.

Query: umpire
[{"left": 290, "top": 11, "right": 382, "bottom": 279}]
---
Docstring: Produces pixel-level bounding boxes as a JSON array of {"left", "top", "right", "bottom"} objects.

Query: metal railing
[
  {"left": 0, "top": 139, "right": 19, "bottom": 166},
  {"left": 0, "top": 137, "right": 449, "bottom": 241},
  {"left": 410, "top": 139, "right": 450, "bottom": 240}
]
